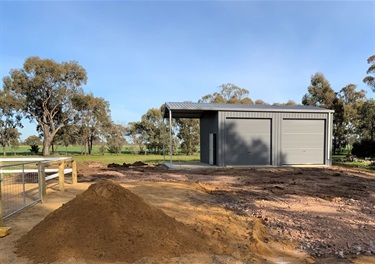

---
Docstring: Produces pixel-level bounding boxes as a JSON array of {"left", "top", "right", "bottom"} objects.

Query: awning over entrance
[{"left": 163, "top": 102, "right": 205, "bottom": 118}]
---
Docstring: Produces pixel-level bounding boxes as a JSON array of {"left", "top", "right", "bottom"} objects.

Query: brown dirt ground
[{"left": 1, "top": 162, "right": 375, "bottom": 264}]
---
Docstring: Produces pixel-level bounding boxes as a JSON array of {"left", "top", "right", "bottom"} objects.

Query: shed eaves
[{"left": 163, "top": 102, "right": 333, "bottom": 118}]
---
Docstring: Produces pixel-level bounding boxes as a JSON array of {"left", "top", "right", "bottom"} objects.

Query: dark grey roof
[{"left": 163, "top": 102, "right": 334, "bottom": 118}]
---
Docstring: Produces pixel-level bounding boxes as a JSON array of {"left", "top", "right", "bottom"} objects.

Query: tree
[
  {"left": 2, "top": 56, "right": 87, "bottom": 156},
  {"left": 24, "top": 135, "right": 42, "bottom": 146},
  {"left": 176, "top": 118, "right": 200, "bottom": 155},
  {"left": 10, "top": 138, "right": 20, "bottom": 155},
  {"left": 71, "top": 93, "right": 112, "bottom": 155},
  {"left": 358, "top": 99, "right": 375, "bottom": 141},
  {"left": 126, "top": 121, "right": 147, "bottom": 154},
  {"left": 332, "top": 96, "right": 346, "bottom": 154},
  {"left": 363, "top": 55, "right": 375, "bottom": 92},
  {"left": 127, "top": 105, "right": 177, "bottom": 155},
  {"left": 273, "top": 100, "right": 298, "bottom": 106},
  {"left": 0, "top": 91, "right": 23, "bottom": 156},
  {"left": 24, "top": 135, "right": 42, "bottom": 155},
  {"left": 106, "top": 124, "right": 126, "bottom": 154},
  {"left": 0, "top": 127, "right": 21, "bottom": 156},
  {"left": 340, "top": 84, "right": 366, "bottom": 139},
  {"left": 140, "top": 108, "right": 164, "bottom": 154},
  {"left": 254, "top": 99, "right": 269, "bottom": 105},
  {"left": 199, "top": 83, "right": 253, "bottom": 104},
  {"left": 53, "top": 124, "right": 78, "bottom": 154},
  {"left": 302, "top": 73, "right": 335, "bottom": 109},
  {"left": 331, "top": 84, "right": 367, "bottom": 154}
]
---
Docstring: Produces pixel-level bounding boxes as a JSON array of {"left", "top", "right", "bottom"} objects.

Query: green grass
[
  {"left": 0, "top": 145, "right": 200, "bottom": 165},
  {"left": 74, "top": 153, "right": 200, "bottom": 165},
  {"left": 334, "top": 161, "right": 375, "bottom": 170}
]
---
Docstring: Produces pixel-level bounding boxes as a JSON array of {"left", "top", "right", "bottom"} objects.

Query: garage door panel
[
  {"left": 281, "top": 149, "right": 324, "bottom": 164},
  {"left": 282, "top": 119, "right": 325, "bottom": 165},
  {"left": 225, "top": 119, "right": 271, "bottom": 166},
  {"left": 282, "top": 134, "right": 324, "bottom": 148},
  {"left": 283, "top": 120, "right": 324, "bottom": 134}
]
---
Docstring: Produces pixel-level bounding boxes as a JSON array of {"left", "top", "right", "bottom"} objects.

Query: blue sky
[{"left": 1, "top": 0, "right": 374, "bottom": 140}]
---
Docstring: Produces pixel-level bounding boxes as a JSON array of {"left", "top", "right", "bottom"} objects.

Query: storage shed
[{"left": 163, "top": 102, "right": 334, "bottom": 167}]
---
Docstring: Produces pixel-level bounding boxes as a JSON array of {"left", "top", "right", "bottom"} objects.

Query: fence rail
[{"left": 0, "top": 157, "right": 77, "bottom": 224}]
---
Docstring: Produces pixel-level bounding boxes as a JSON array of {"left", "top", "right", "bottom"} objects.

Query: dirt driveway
[{"left": 1, "top": 163, "right": 375, "bottom": 263}]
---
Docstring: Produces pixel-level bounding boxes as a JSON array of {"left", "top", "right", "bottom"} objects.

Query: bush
[
  {"left": 352, "top": 139, "right": 375, "bottom": 158},
  {"left": 29, "top": 144, "right": 40, "bottom": 155},
  {"left": 107, "top": 143, "right": 122, "bottom": 154},
  {"left": 99, "top": 144, "right": 106, "bottom": 155}
]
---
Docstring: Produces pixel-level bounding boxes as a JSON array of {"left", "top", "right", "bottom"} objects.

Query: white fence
[{"left": 0, "top": 157, "right": 77, "bottom": 223}]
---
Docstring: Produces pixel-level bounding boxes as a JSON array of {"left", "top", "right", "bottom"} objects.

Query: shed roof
[{"left": 163, "top": 102, "right": 334, "bottom": 118}]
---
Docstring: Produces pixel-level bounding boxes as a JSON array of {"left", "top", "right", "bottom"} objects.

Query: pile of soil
[
  {"left": 107, "top": 161, "right": 148, "bottom": 168},
  {"left": 16, "top": 180, "right": 209, "bottom": 263}
]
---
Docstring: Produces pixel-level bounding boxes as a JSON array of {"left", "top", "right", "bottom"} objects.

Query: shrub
[
  {"left": 352, "top": 139, "right": 375, "bottom": 158},
  {"left": 29, "top": 144, "right": 40, "bottom": 155}
]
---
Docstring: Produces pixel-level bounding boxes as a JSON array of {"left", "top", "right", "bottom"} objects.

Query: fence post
[
  {"left": 38, "top": 162, "right": 47, "bottom": 202},
  {"left": 59, "top": 160, "right": 65, "bottom": 192},
  {"left": 72, "top": 159, "right": 77, "bottom": 185}
]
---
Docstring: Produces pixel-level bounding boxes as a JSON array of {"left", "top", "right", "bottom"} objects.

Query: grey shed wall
[{"left": 199, "top": 110, "right": 333, "bottom": 167}]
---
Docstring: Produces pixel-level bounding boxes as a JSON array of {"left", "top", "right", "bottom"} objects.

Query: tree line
[{"left": 1, "top": 56, "right": 375, "bottom": 157}]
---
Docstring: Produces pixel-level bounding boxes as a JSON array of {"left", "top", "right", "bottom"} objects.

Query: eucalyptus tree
[
  {"left": 140, "top": 108, "right": 164, "bottom": 154},
  {"left": 127, "top": 106, "right": 178, "bottom": 155},
  {"left": 2, "top": 56, "right": 87, "bottom": 156},
  {"left": 106, "top": 124, "right": 126, "bottom": 154},
  {"left": 254, "top": 99, "right": 269, "bottom": 105},
  {"left": 126, "top": 121, "right": 147, "bottom": 154},
  {"left": 199, "top": 83, "right": 253, "bottom": 104},
  {"left": 72, "top": 93, "right": 112, "bottom": 155},
  {"left": 359, "top": 99, "right": 375, "bottom": 141},
  {"left": 302, "top": 73, "right": 335, "bottom": 109},
  {"left": 272, "top": 100, "right": 298, "bottom": 106},
  {"left": 176, "top": 118, "right": 199, "bottom": 155},
  {"left": 0, "top": 91, "right": 23, "bottom": 156},
  {"left": 363, "top": 55, "right": 375, "bottom": 92}
]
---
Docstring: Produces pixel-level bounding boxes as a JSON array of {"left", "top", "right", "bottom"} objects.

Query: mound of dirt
[
  {"left": 16, "top": 180, "right": 209, "bottom": 263},
  {"left": 107, "top": 161, "right": 148, "bottom": 168}
]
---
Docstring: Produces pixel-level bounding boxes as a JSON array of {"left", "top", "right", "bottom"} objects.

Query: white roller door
[{"left": 282, "top": 119, "right": 325, "bottom": 165}]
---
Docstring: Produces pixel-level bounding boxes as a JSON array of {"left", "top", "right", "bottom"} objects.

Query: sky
[{"left": 1, "top": 0, "right": 375, "bottom": 140}]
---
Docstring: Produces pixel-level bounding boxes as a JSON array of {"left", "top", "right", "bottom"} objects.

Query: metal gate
[{"left": 0, "top": 162, "right": 41, "bottom": 220}]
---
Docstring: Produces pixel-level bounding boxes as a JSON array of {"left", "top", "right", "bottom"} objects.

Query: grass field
[
  {"left": 1, "top": 145, "right": 373, "bottom": 169},
  {"left": 74, "top": 153, "right": 200, "bottom": 165},
  {"left": 0, "top": 145, "right": 200, "bottom": 165}
]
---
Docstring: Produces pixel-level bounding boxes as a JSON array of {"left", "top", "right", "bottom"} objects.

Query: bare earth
[{"left": 1, "top": 162, "right": 375, "bottom": 264}]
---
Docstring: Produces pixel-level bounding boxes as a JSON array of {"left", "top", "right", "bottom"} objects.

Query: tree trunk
[
  {"left": 88, "top": 136, "right": 93, "bottom": 155},
  {"left": 42, "top": 136, "right": 54, "bottom": 156},
  {"left": 3, "top": 146, "right": 6, "bottom": 156},
  {"left": 90, "top": 135, "right": 93, "bottom": 155},
  {"left": 42, "top": 141, "right": 50, "bottom": 156}
]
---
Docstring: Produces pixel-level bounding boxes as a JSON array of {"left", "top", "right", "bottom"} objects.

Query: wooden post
[
  {"left": 71, "top": 159, "right": 77, "bottom": 185},
  {"left": 38, "top": 162, "right": 46, "bottom": 202},
  {"left": 58, "top": 160, "right": 65, "bottom": 192}
]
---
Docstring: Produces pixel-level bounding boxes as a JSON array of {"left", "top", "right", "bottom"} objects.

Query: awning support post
[
  {"left": 169, "top": 109, "right": 172, "bottom": 164},
  {"left": 162, "top": 117, "right": 165, "bottom": 163}
]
